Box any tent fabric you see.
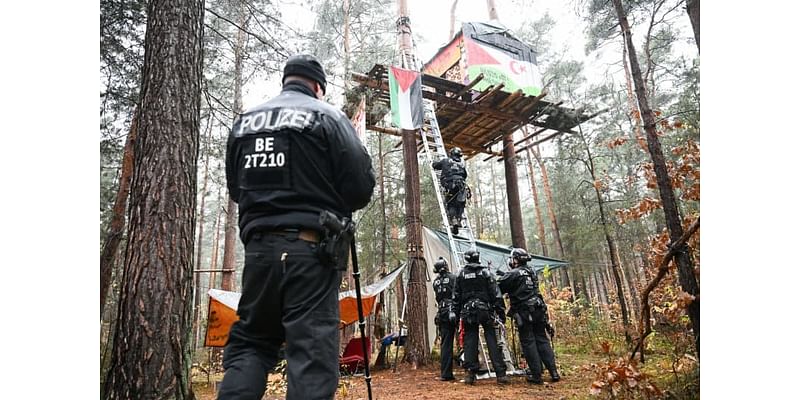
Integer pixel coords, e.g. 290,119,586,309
338,264,406,328
204,265,407,347
204,291,241,347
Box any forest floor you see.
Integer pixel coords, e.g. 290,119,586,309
191,341,697,400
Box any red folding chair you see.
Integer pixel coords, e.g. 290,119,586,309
340,336,372,374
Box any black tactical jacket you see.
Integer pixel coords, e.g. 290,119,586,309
432,156,467,184
497,265,541,311
433,271,457,307
226,82,375,242
453,262,504,318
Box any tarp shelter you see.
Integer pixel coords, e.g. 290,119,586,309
420,226,568,350
338,264,405,328
204,264,406,347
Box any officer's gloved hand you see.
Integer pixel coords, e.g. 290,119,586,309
546,322,555,338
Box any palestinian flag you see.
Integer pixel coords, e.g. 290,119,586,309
389,66,423,130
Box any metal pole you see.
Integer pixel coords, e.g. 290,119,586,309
350,239,373,400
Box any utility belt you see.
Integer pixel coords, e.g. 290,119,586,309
511,297,546,327
257,228,321,243
438,299,454,309
462,298,491,325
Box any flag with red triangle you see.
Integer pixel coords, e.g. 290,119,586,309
389,66,423,130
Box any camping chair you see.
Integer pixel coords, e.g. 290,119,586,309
340,336,371,375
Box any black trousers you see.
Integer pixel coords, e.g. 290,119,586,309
218,232,342,400
462,314,506,376
516,317,544,379
528,307,557,376
437,320,456,379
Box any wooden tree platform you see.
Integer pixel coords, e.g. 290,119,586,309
351,64,600,160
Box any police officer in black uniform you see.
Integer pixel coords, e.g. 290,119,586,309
497,248,560,384
432,257,457,381
432,147,468,234
219,54,375,400
453,250,510,385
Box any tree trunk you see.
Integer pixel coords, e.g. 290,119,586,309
343,0,351,91
612,0,700,357
577,124,631,339
449,0,460,40
379,136,387,269
396,0,430,366
532,147,573,299
489,157,503,239
524,142,547,256
103,0,203,397
402,129,430,366
503,134,526,248
192,126,212,350
471,163,484,238
221,4,246,293
686,0,699,52
100,109,138,318
486,0,499,20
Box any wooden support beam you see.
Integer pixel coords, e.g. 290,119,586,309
513,126,548,146
367,124,403,137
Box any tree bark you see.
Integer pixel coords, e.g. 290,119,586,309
379,136,387,269
449,0,460,40
486,0,499,20
397,0,430,366
524,139,547,256
584,140,631,341
402,129,430,366
503,134,526,248
100,108,138,318
686,0,699,52
489,156,503,240
532,147,573,299
192,126,212,350
104,0,203,397
222,3,246,292
613,0,700,357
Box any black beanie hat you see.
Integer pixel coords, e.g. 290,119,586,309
283,54,327,95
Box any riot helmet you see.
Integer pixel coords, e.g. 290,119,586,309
433,257,448,273
449,147,463,159
464,249,480,264
510,247,531,268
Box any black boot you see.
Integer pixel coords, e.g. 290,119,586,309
526,375,543,385
549,370,560,382
464,372,476,385
496,375,511,385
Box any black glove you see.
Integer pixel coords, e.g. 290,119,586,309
546,322,555,338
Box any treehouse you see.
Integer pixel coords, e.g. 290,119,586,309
351,21,600,160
